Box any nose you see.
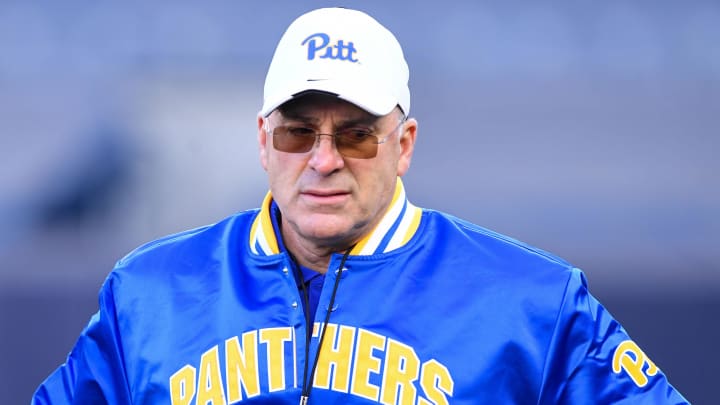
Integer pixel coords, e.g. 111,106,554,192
308,134,345,175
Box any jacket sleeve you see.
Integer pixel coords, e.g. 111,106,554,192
32,274,132,404
539,268,690,404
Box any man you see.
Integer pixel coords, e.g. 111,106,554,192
34,7,688,404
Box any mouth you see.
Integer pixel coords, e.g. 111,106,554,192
300,190,351,205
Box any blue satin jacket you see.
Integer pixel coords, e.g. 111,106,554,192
33,180,688,404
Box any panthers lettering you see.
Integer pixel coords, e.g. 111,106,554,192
169,366,196,405
259,328,292,392
380,339,420,405
197,346,226,405
350,328,385,401
225,332,261,401
168,325,453,404
313,324,355,392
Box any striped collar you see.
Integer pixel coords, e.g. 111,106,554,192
249,178,422,256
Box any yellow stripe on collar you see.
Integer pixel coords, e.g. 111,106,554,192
350,178,402,255
384,200,422,253
350,177,421,255
249,192,280,255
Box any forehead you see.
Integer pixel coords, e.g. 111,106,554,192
275,92,378,123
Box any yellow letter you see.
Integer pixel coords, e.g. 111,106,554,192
612,340,658,387
197,345,227,405
226,332,261,402
380,339,420,405
350,328,386,401
418,359,454,405
313,324,356,392
259,327,292,392
169,365,196,405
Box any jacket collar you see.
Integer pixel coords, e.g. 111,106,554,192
249,177,422,256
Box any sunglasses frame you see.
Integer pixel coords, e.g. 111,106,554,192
266,117,406,159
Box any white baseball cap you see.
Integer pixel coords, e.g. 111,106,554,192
260,8,410,117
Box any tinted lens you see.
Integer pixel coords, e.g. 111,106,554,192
335,130,378,159
271,126,380,159
272,127,316,153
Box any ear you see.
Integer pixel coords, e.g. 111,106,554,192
258,114,269,171
396,118,417,177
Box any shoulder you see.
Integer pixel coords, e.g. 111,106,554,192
407,209,580,312
111,209,259,280
420,208,572,270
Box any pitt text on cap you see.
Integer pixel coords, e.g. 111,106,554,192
302,33,359,63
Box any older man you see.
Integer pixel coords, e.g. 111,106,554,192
34,7,688,404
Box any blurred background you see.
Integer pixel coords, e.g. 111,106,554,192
1,0,718,403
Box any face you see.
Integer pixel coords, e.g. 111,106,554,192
258,93,417,251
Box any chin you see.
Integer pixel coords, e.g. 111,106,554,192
303,222,351,240
298,217,358,242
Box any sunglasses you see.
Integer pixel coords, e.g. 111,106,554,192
267,119,406,159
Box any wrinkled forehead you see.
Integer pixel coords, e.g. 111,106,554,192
274,91,379,124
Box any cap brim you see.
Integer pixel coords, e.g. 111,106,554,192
261,78,398,117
